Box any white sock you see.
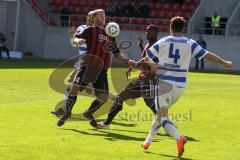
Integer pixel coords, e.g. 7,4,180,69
161,117,181,141
146,118,161,141
64,84,71,100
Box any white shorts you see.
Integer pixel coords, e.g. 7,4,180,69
154,80,184,109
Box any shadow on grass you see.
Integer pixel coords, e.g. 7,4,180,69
145,151,194,160
61,128,157,142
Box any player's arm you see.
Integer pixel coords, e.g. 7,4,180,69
191,40,232,69
114,51,137,67
72,38,85,46
137,44,160,74
136,34,144,52
72,27,89,46
204,52,232,69
69,26,78,47
111,37,137,67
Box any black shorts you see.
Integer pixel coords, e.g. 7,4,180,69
74,66,109,95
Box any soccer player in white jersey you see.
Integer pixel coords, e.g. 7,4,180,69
52,11,95,116
141,16,232,158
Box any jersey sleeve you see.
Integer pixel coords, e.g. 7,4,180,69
146,42,160,63
191,39,207,60
70,26,86,47
75,26,90,39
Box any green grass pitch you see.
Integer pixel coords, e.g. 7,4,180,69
0,60,240,160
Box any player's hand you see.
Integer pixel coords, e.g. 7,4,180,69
224,61,233,69
68,26,76,38
85,83,93,94
126,67,133,80
77,39,86,45
136,34,143,47
148,61,157,75
128,60,137,68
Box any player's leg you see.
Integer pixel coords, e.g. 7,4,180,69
0,46,2,58
4,46,10,59
57,67,88,126
142,85,186,157
97,79,143,128
195,58,199,69
83,72,109,127
51,69,78,116
201,58,204,70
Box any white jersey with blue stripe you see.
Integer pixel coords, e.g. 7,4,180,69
70,25,88,56
146,35,207,87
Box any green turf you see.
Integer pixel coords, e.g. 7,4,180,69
0,60,240,160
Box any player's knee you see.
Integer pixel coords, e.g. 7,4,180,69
160,117,173,127
97,97,108,104
69,83,79,96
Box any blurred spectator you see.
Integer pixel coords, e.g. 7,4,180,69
166,0,184,3
195,35,206,70
211,11,221,35
107,1,149,18
60,5,71,27
141,2,150,18
0,33,10,59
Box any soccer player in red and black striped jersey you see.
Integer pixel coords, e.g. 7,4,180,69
57,9,137,127
97,25,160,129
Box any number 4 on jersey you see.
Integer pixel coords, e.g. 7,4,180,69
169,43,180,64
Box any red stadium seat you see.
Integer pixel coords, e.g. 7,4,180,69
152,19,162,25
167,11,175,19
136,26,146,31
163,3,171,10
181,4,195,10
181,4,188,10
79,0,87,6
72,21,80,27
120,24,129,30
150,10,158,18
146,19,153,24
111,17,122,23
69,0,78,6
48,0,55,4
159,10,168,18
148,3,155,10
51,5,61,13
155,3,164,10
137,18,146,25
130,25,137,31
183,11,192,19
188,4,196,10
70,15,80,21
172,4,181,10
81,16,87,21
120,17,129,24
161,20,169,26
185,0,192,3
194,0,201,4
129,18,138,24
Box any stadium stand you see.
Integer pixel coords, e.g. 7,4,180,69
46,0,200,31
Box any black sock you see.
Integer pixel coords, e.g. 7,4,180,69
104,97,123,125
65,95,77,114
84,99,102,116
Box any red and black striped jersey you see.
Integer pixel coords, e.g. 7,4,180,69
75,26,120,72
139,43,153,78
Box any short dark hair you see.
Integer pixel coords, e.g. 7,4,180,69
170,16,185,33
147,24,159,33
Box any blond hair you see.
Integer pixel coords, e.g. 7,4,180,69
86,11,94,26
91,9,105,17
